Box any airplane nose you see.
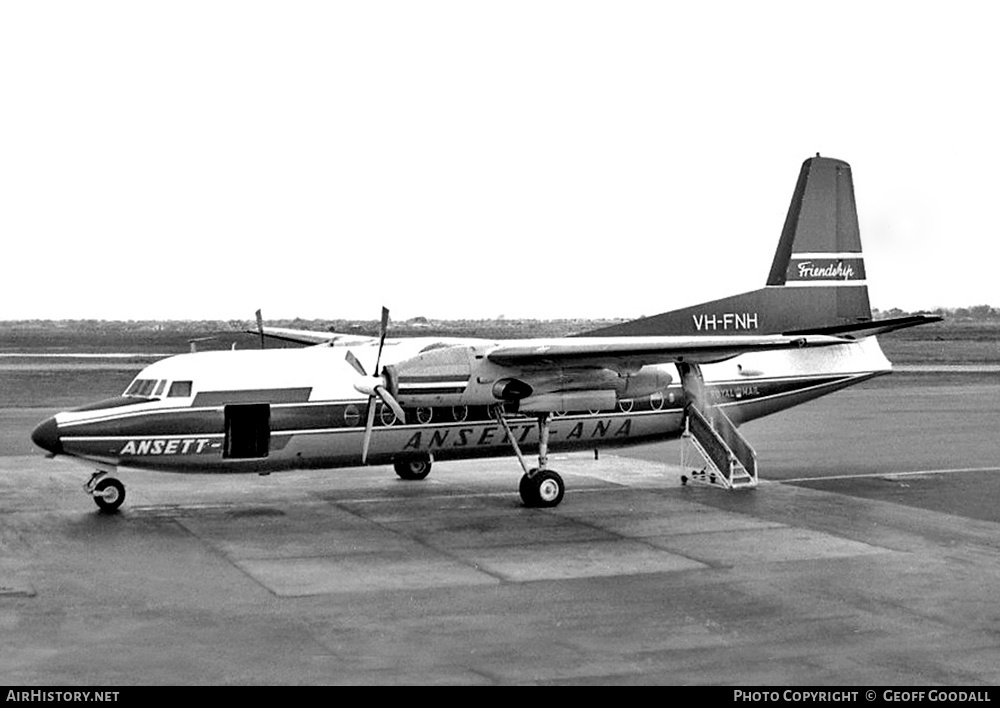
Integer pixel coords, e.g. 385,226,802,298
31,416,63,456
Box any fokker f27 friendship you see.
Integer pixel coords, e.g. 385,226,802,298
32,156,940,512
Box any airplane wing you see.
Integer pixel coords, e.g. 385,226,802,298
244,326,378,347
485,334,850,369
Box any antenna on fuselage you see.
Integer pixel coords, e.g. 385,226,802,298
188,337,216,353
255,309,265,350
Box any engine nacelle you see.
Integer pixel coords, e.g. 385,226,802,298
388,346,674,410
386,344,474,406
519,390,617,414
615,367,673,399
509,366,673,401
492,378,533,401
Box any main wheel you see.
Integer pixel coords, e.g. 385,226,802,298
93,477,125,513
518,469,565,508
394,458,431,480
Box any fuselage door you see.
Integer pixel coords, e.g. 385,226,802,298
224,403,270,459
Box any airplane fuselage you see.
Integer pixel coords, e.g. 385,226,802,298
38,335,892,474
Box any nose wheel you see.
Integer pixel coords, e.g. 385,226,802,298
85,472,126,513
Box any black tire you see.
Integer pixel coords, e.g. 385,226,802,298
393,458,431,480
93,477,125,513
519,469,564,508
519,472,538,506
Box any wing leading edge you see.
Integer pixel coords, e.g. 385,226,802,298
244,326,378,347
485,334,850,369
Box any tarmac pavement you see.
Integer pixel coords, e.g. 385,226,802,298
3,449,1000,685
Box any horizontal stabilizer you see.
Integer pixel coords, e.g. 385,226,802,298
784,314,943,339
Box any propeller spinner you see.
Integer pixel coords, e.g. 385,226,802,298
346,307,406,464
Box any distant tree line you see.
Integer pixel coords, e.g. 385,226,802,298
874,306,1000,321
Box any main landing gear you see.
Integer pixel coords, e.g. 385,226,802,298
85,471,126,513
496,410,566,508
518,468,565,507
394,457,432,480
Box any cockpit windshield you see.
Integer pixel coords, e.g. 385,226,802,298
124,378,194,399
124,378,158,398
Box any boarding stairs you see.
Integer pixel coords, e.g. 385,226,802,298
681,403,758,489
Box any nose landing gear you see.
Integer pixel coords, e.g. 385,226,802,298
85,471,126,513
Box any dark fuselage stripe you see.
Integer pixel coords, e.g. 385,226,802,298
192,388,313,406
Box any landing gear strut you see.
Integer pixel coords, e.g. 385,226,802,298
496,410,566,508
85,471,126,513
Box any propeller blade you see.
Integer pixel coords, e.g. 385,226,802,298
375,385,406,424
360,394,377,464
345,350,367,377
380,306,390,336
359,306,396,465
255,309,265,350
374,306,389,372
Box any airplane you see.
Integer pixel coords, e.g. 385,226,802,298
31,155,941,512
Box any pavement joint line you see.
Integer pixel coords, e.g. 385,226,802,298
323,495,517,584
781,466,1000,484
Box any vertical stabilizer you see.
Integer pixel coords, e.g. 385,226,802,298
582,155,874,337
767,156,867,290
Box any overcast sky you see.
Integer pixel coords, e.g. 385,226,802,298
3,1,998,322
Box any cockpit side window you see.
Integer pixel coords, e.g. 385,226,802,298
167,381,193,398
153,380,167,397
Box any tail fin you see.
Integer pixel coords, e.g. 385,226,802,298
766,156,866,290
584,156,875,337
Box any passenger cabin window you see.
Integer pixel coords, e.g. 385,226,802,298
168,381,193,398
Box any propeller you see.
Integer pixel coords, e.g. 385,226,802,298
346,307,406,463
